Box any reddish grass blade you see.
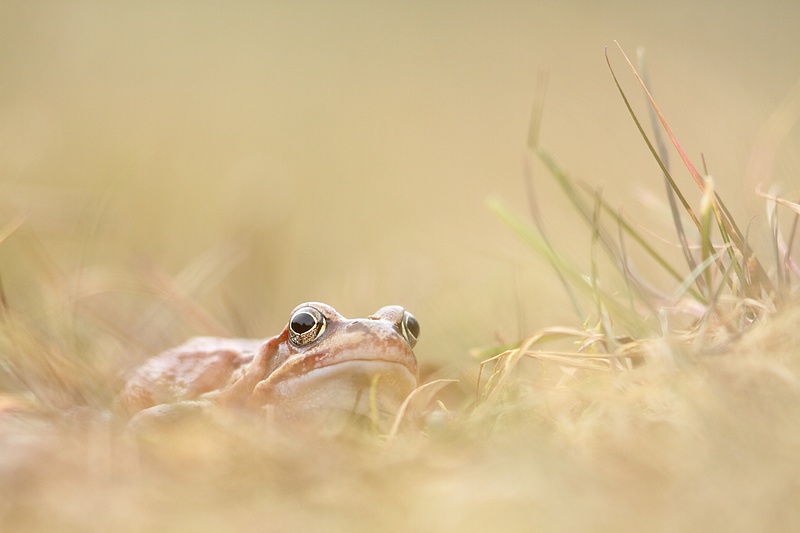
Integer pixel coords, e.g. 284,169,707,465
610,42,775,300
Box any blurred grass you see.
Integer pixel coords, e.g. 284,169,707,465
2,0,799,360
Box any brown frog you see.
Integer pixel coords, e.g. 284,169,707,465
120,302,420,430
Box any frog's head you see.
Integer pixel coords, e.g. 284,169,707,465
247,302,420,427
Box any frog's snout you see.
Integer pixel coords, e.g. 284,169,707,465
352,308,419,349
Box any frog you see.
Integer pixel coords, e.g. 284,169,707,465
120,302,420,431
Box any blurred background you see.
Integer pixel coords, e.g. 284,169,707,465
0,0,798,374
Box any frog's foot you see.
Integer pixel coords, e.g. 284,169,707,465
124,400,211,437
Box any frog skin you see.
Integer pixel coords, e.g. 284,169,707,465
120,303,420,429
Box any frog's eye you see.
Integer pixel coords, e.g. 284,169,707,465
400,311,420,348
289,306,326,346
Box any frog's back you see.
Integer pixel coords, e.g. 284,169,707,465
119,337,263,416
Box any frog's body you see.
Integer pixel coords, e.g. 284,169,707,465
120,303,420,429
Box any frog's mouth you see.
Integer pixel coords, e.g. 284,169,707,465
255,358,418,423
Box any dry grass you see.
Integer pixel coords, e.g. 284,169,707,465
3,308,800,532
3,47,800,532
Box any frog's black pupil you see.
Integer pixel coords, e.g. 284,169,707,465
291,312,316,334
405,314,420,339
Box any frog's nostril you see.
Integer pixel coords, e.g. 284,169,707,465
346,320,372,333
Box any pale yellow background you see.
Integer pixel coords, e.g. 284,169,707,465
1,1,798,366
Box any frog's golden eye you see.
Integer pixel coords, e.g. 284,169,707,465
400,311,420,348
289,306,326,346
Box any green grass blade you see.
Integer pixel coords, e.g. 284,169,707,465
487,196,648,337
522,156,584,320
670,246,729,304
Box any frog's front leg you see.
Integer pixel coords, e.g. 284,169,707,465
125,400,212,436
213,330,287,408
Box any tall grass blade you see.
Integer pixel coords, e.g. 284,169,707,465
604,49,701,231
522,156,584,320
604,47,712,299
527,71,549,151
636,48,701,287
612,42,775,299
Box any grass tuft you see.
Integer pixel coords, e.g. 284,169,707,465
482,44,800,405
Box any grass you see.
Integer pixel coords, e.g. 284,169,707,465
2,45,800,532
